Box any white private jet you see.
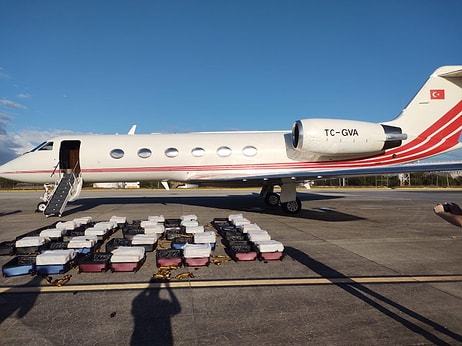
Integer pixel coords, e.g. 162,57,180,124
1,65,462,216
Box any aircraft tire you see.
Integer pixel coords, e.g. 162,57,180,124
281,198,302,214
36,202,47,213
265,192,280,206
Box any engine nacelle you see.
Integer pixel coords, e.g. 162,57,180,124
291,118,406,159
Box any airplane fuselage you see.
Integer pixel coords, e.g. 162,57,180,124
1,131,298,184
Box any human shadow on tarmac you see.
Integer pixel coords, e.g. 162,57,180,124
285,246,462,345
131,280,181,345
64,192,363,222
0,275,43,324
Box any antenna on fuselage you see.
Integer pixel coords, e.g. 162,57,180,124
128,125,137,135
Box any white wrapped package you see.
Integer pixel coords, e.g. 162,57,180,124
40,228,65,239
181,220,199,227
67,235,97,249
73,216,93,225
254,240,284,253
110,246,145,263
94,221,117,231
141,220,158,229
36,249,77,265
110,215,126,224
183,243,211,258
228,214,244,221
233,218,251,227
85,227,108,237
184,225,204,234
194,231,216,244
16,236,48,248
131,234,158,245
56,221,76,230
247,230,271,242
181,214,197,221
148,215,165,223
143,223,165,235
241,223,262,233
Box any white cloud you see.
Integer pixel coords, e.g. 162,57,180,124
0,128,78,164
0,99,26,110
0,112,13,135
16,93,30,99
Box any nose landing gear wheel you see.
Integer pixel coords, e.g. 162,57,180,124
36,202,47,212
281,198,302,214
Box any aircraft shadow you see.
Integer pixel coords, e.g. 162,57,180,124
285,246,462,344
131,280,181,346
64,192,364,222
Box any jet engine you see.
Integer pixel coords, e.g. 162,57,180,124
291,118,407,160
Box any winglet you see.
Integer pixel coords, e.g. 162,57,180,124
128,125,137,135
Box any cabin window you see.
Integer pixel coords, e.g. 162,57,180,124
137,148,152,159
217,146,232,157
165,147,179,158
191,147,205,157
110,149,125,159
242,145,257,157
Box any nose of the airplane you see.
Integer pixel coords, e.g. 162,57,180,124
0,159,15,180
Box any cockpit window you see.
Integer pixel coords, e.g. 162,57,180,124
30,142,47,152
39,142,54,151
31,141,53,152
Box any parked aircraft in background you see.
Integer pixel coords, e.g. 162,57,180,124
1,66,462,216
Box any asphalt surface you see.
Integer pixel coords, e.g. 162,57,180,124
1,188,462,345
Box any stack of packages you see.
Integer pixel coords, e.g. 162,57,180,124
78,216,126,273
79,216,127,273
155,214,216,267
214,214,257,261
84,219,119,242
245,229,284,261
2,235,48,276
2,216,97,277
119,216,164,252
35,249,77,275
213,214,284,261
182,215,215,267
109,246,146,272
155,216,183,267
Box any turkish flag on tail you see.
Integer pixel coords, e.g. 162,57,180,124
430,89,445,99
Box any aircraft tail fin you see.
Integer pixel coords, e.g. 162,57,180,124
386,66,462,158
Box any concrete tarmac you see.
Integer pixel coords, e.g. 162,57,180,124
1,188,462,345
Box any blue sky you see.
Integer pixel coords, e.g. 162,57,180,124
1,0,461,163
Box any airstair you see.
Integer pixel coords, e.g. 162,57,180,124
43,171,80,217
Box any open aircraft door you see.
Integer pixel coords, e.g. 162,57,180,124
59,140,81,174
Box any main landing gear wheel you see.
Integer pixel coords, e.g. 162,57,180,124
265,193,280,207
281,198,302,214
36,202,47,213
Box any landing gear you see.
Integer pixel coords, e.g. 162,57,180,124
35,183,54,213
36,202,47,213
264,192,280,207
261,184,302,214
281,198,302,214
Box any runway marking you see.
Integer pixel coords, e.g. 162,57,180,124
1,275,462,294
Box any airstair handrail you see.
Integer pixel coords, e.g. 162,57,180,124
71,160,80,176
51,161,60,177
